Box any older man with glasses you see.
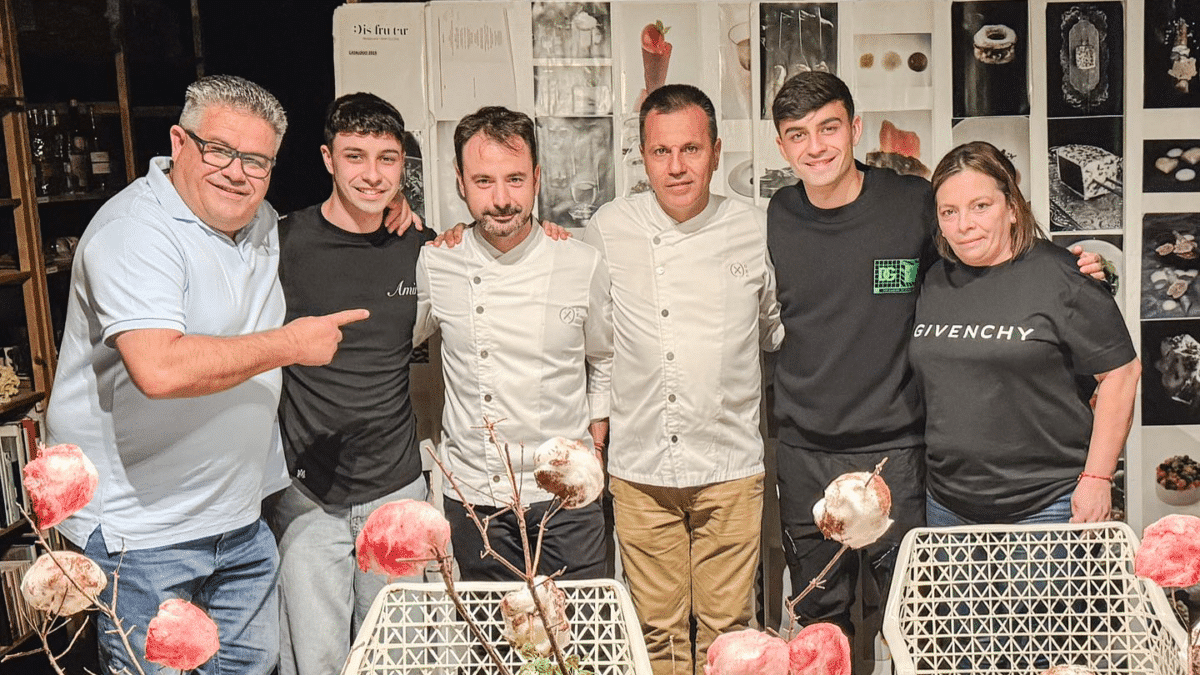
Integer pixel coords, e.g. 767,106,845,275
45,75,366,675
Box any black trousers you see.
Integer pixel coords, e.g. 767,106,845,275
444,496,607,581
776,443,926,638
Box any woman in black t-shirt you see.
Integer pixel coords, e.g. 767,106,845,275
909,141,1140,526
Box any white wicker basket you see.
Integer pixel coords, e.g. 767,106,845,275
343,578,652,675
883,522,1190,675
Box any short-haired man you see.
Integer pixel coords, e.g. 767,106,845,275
583,84,783,675
268,92,433,675
767,71,931,664
767,71,1103,667
414,106,612,580
46,75,366,674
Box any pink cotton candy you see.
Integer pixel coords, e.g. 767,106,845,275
788,623,851,675
145,599,219,670
356,499,451,578
1135,513,1200,588
22,443,98,530
705,629,789,675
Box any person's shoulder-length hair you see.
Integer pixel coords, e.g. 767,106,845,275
930,141,1044,264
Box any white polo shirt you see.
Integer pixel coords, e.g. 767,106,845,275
414,225,612,506
47,157,289,553
582,191,783,488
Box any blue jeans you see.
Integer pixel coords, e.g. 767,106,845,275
924,493,1076,671
84,519,279,675
267,476,428,675
926,492,1073,527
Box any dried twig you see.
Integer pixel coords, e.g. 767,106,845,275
14,504,147,675
437,558,514,675
786,458,888,640
427,443,526,580
427,418,577,675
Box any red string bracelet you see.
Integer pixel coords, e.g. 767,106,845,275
1077,472,1113,483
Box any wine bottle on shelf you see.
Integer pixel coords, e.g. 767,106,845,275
67,100,91,194
26,108,52,196
87,106,110,193
47,108,70,195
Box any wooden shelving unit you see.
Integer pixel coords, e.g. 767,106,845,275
0,0,54,400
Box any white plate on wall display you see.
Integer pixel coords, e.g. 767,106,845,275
1070,239,1124,281
728,158,755,198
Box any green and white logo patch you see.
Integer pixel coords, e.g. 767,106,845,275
873,258,919,294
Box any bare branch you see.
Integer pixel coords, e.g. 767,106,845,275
15,506,147,675
786,458,890,639
437,560,514,675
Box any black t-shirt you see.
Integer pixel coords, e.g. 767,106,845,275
910,239,1136,522
767,163,938,453
277,204,434,506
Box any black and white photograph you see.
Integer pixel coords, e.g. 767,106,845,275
619,116,649,198
754,119,797,199
951,1,1029,118
1144,0,1200,109
720,3,753,120
1144,139,1200,193
724,151,755,201
536,117,615,228
852,33,932,112
435,120,472,232
1142,317,1200,426
402,130,426,226
952,116,1030,198
1046,2,1124,118
14,3,1200,674
615,3,700,114
860,110,933,180
1047,116,1123,231
534,66,613,117
532,1,611,60
1143,213,1200,320
1051,233,1125,313
759,3,837,120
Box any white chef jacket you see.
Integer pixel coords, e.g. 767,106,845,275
414,225,613,505
582,192,782,488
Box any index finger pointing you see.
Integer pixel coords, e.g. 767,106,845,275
330,308,370,326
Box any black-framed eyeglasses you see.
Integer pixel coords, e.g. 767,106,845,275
183,129,276,179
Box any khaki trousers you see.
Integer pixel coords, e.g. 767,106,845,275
611,473,764,675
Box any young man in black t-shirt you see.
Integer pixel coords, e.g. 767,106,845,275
267,93,434,675
766,73,933,663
